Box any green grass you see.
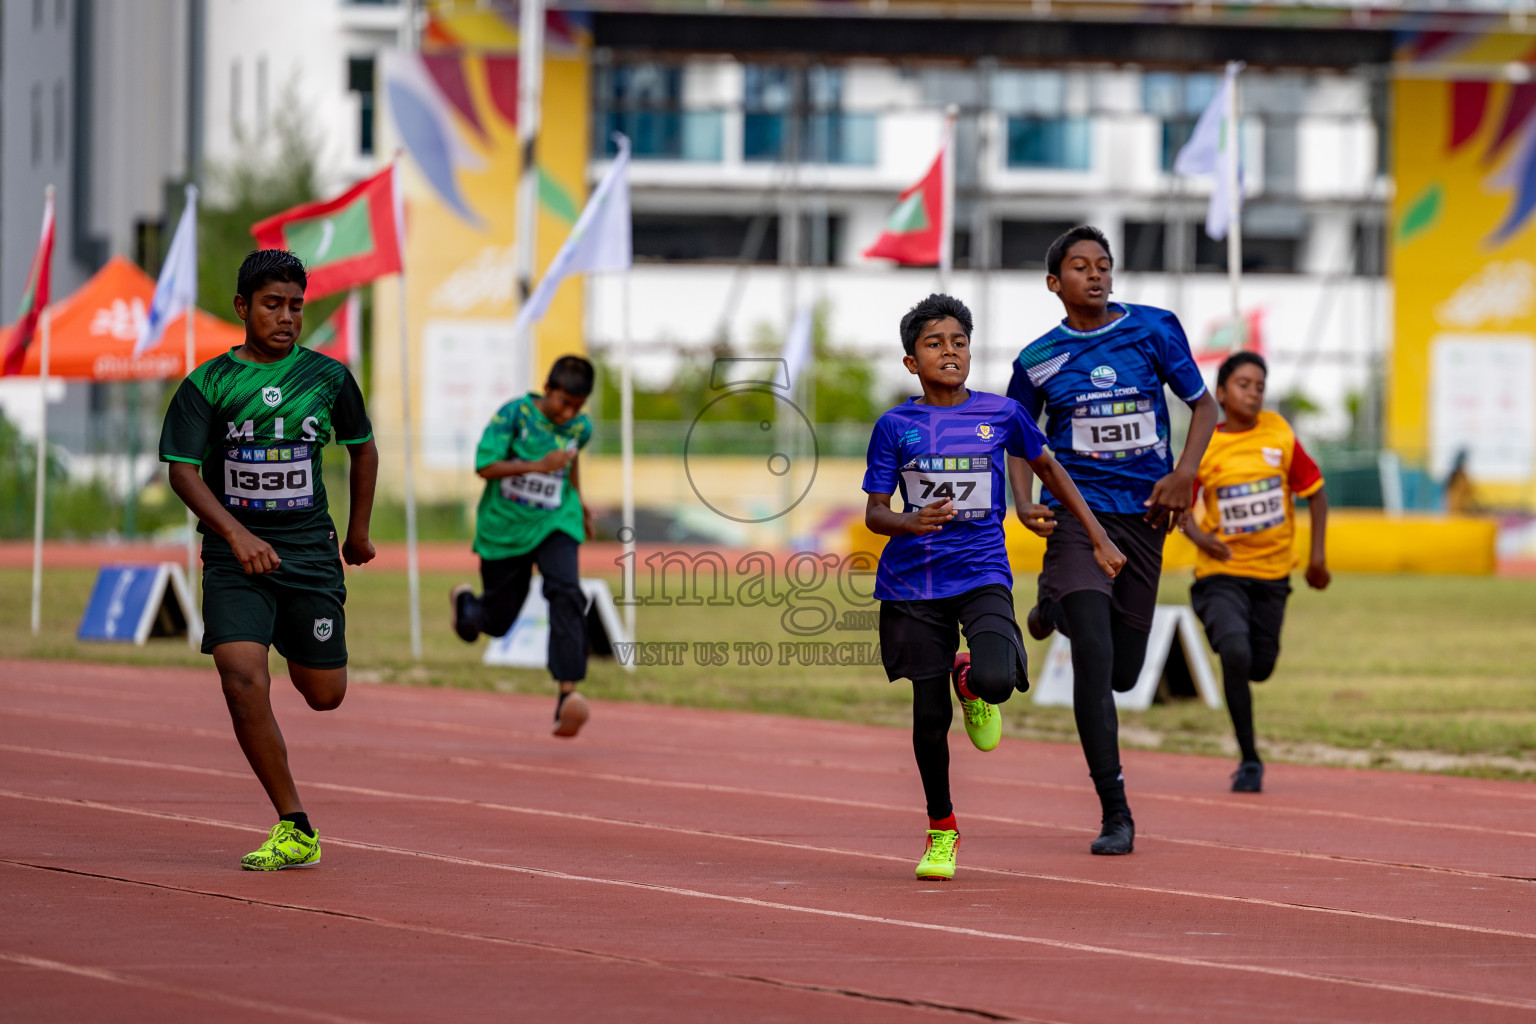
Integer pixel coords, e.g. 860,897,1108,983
7,568,1534,778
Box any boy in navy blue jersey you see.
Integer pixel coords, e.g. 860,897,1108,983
1007,226,1218,855
865,293,1124,881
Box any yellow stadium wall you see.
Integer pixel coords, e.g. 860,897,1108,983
845,511,1498,577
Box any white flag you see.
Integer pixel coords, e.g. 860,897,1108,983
135,185,198,357
1174,63,1243,241
782,305,814,394
512,134,632,342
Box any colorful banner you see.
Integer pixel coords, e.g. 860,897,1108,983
373,3,591,494
1392,37,1536,509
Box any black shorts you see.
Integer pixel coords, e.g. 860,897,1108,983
1038,510,1165,633
879,583,1026,683
1190,573,1291,656
201,555,348,668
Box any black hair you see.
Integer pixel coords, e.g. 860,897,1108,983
546,354,595,398
237,250,308,302
899,294,973,356
1045,225,1113,278
1217,350,1267,390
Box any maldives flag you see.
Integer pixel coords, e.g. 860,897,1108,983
251,165,403,300
306,291,361,371
863,151,944,266
2,190,56,377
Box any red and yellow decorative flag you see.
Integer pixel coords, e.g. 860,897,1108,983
250,165,403,301
2,190,56,377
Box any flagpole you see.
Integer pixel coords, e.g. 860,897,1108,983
1225,62,1243,326
512,0,546,385
184,184,200,647
30,306,50,637
939,105,957,295
620,270,636,642
396,180,423,660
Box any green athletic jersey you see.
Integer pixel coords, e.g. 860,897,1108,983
473,393,593,560
159,345,372,558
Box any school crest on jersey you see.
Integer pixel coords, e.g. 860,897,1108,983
1262,446,1283,467
262,386,282,407
975,422,994,441
1089,365,1117,390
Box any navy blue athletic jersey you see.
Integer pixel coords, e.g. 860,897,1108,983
863,390,1046,601
1006,303,1206,516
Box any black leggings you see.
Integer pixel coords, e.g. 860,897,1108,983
911,632,1022,822
461,531,588,682
1048,590,1149,813
1215,633,1277,764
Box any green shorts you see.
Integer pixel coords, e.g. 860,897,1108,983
201,555,348,668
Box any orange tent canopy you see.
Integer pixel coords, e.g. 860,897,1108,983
0,256,246,380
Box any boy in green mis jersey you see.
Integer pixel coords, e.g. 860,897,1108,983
160,250,379,870
451,356,596,737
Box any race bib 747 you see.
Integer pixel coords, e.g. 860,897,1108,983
900,455,994,521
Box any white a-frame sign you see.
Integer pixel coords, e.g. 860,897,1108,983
1032,604,1221,711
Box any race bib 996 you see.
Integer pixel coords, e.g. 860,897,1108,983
500,470,565,510
900,456,993,521
224,444,315,510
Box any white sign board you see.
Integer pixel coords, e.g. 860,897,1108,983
1429,334,1536,482
1032,604,1221,712
484,578,634,672
421,319,528,470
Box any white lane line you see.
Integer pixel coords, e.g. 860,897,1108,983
5,790,1533,1016
6,694,1533,838
4,747,1536,944
0,950,379,1024
2,735,1531,891
0,862,1036,1023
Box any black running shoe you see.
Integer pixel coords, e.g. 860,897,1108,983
1090,812,1135,855
450,584,479,643
1231,760,1264,793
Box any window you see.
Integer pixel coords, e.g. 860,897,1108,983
999,220,1079,270
1353,219,1387,277
31,85,42,166
1143,72,1219,172
56,0,65,25
1122,220,1166,272
996,70,1091,171
347,56,375,156
633,213,780,263
53,81,64,163
594,62,721,161
230,60,242,139
742,65,874,165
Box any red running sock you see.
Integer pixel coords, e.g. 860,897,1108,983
955,662,978,702
928,813,957,832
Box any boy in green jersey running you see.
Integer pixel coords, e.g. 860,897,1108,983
159,250,379,870
451,356,595,737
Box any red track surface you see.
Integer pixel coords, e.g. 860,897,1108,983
3,659,1534,1023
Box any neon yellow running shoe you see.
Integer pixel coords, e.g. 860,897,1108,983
240,821,321,871
915,829,959,880
953,654,1001,752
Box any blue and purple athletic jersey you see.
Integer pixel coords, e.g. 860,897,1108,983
863,390,1046,601
1006,302,1206,516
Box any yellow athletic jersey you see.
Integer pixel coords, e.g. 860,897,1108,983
1192,410,1324,581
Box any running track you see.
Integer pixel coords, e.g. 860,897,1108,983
3,660,1534,1023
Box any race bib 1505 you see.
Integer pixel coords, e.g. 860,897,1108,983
1070,400,1157,460
900,455,994,521
1216,475,1286,535
500,470,565,510
224,444,315,510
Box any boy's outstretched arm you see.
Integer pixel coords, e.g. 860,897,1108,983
1145,390,1219,531
167,462,280,575
343,438,379,566
1028,451,1126,578
865,492,953,537
478,448,575,480
1007,454,1057,537
1304,486,1330,590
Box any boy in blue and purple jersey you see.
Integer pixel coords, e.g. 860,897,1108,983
865,293,1124,881
1007,226,1218,856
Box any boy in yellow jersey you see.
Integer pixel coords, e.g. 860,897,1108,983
1179,352,1329,793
